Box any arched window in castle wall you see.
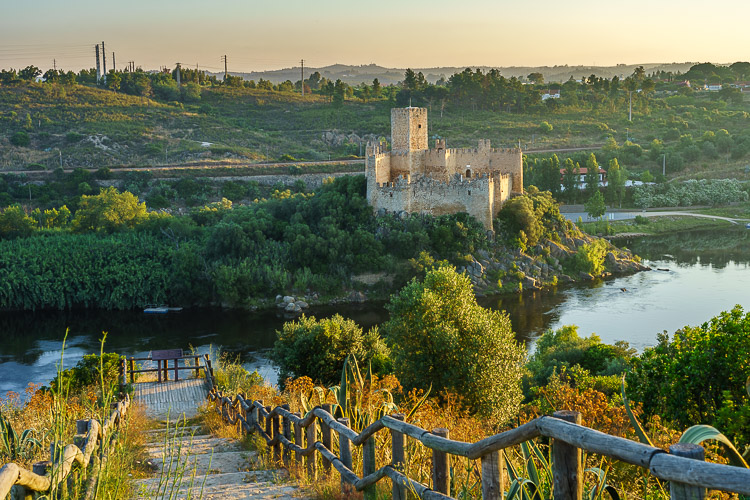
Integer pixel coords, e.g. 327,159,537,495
465,166,472,178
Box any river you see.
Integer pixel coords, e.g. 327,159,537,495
1,227,749,395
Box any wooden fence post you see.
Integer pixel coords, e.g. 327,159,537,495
432,428,450,495
669,443,706,500
264,406,273,462
293,412,303,465
552,410,583,500
481,450,504,500
320,404,332,474
282,404,291,468
129,358,135,383
390,413,407,500
363,433,376,500
194,356,200,378
174,357,179,381
306,417,317,480
337,417,352,495
272,410,281,464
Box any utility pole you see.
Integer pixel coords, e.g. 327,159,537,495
221,55,228,80
300,59,304,97
101,42,107,75
662,153,666,176
112,52,116,72
175,63,181,86
628,90,632,122
53,59,56,71
95,44,101,82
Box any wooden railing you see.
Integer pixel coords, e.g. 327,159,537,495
205,384,750,500
0,396,131,499
120,350,204,384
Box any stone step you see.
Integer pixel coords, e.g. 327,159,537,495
144,436,242,456
148,449,254,476
134,470,291,499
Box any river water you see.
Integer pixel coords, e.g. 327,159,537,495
1,228,749,395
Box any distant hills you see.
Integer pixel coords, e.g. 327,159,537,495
210,62,699,85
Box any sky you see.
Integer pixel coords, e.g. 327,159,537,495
2,0,750,73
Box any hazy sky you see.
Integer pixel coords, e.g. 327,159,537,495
2,0,749,73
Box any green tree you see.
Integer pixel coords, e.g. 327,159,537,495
71,187,149,233
562,158,579,202
271,314,391,385
627,306,750,445
584,153,600,198
384,266,525,421
18,65,41,81
0,205,37,238
372,78,381,97
606,158,626,207
527,72,544,84
584,191,606,219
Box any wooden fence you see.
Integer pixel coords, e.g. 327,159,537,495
0,396,131,499
121,350,204,384
202,364,750,500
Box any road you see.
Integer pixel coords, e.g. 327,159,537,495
562,210,750,225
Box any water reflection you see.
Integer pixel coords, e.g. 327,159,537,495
1,228,749,395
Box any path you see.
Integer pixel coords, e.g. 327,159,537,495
561,209,750,225
133,379,208,420
134,424,304,499
132,380,307,498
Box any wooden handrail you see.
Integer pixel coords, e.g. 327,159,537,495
120,353,203,384
205,387,750,500
0,396,131,499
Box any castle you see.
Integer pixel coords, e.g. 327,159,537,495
365,107,523,230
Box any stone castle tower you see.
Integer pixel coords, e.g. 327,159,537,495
365,107,523,230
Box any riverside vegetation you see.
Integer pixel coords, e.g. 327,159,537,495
197,265,750,499
0,175,644,311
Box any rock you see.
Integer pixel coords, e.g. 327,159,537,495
523,276,541,290
276,302,287,309
285,302,301,313
283,295,295,304
275,295,283,303
477,249,491,260
560,274,574,283
579,272,594,280
295,301,309,309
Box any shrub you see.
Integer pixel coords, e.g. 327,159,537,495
49,352,124,397
573,239,608,275
627,306,750,445
384,266,525,421
10,131,30,147
271,314,391,386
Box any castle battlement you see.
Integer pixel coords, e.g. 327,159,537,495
366,107,523,230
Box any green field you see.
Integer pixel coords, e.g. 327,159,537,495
2,73,750,184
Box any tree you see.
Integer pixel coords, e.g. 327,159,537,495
18,66,41,81
584,191,606,220
371,78,381,97
0,205,37,238
527,72,544,84
271,314,391,385
627,306,750,446
562,158,579,202
384,266,525,421
584,153,600,198
606,158,626,207
71,187,149,233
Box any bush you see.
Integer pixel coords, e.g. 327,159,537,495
573,239,608,275
271,314,391,386
9,131,30,147
49,352,124,397
384,266,525,421
627,306,750,445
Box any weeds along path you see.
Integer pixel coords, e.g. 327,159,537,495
133,419,306,499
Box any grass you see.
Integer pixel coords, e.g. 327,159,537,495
3,80,750,184
583,214,737,237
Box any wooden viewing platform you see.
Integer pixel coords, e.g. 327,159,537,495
123,350,211,420
133,378,208,419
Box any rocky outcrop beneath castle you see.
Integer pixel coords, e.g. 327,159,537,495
458,232,650,295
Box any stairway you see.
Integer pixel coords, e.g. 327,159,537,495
134,423,306,499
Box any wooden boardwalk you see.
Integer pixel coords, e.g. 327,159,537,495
133,378,208,420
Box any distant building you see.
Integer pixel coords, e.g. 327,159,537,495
705,84,723,91
541,89,561,101
366,107,523,230
559,167,607,190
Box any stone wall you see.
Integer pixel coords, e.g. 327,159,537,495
391,107,427,153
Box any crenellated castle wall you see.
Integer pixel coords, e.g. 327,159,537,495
365,107,523,231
